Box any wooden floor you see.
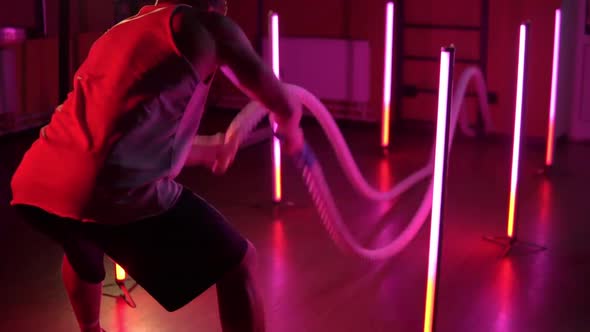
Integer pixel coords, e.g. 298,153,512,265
1,113,589,332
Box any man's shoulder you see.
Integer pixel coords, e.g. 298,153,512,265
170,7,238,40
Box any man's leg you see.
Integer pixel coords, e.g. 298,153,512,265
14,205,105,332
62,255,104,332
216,241,265,332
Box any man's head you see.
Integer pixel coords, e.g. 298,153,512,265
208,0,228,15
157,0,228,15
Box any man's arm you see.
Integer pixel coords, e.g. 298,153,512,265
171,8,296,118
205,13,300,121
174,9,302,156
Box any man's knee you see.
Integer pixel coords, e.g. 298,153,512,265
63,245,106,284
241,240,257,268
223,240,257,282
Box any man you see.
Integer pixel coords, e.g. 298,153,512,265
10,0,303,331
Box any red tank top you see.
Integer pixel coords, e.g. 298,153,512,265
10,4,198,220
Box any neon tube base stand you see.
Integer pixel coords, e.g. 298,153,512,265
103,277,138,308
250,199,296,212
484,22,546,259
537,165,554,176
249,201,298,224
537,156,571,177
483,235,546,258
536,161,568,177
537,164,554,177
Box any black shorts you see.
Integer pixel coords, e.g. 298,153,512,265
15,188,248,312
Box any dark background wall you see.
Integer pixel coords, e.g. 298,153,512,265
0,0,564,138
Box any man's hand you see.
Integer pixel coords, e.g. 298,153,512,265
186,133,239,174
271,100,304,155
212,134,239,174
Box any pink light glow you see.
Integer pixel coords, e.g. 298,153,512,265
494,260,515,332
272,219,286,276
540,180,552,222
115,295,129,332
545,9,561,167
507,24,528,239
378,158,393,191
424,48,452,332
270,12,282,202
537,180,552,244
381,2,395,147
377,158,394,217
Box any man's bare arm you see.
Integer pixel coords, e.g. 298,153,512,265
205,13,299,120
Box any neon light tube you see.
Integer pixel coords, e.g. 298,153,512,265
381,2,395,147
507,23,528,238
545,10,561,167
270,12,282,202
424,47,454,332
115,264,126,281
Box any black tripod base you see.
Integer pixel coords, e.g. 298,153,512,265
251,200,296,209
103,279,138,308
537,164,554,177
483,235,547,258
249,200,298,218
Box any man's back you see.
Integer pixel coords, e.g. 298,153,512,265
11,3,208,222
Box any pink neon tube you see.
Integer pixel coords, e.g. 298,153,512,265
423,48,452,332
270,12,282,202
381,2,395,147
545,9,561,167
507,24,528,238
